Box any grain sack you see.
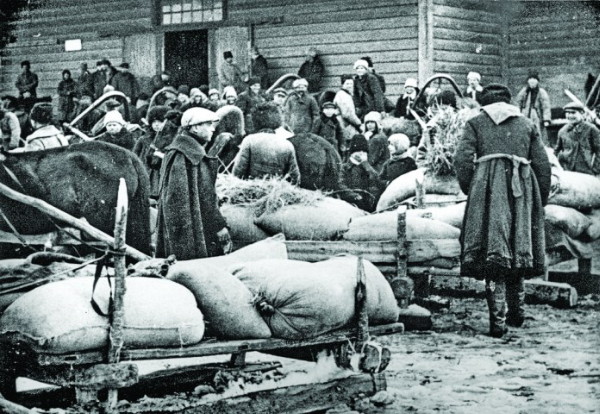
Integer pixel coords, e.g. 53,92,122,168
545,205,592,238
376,168,464,211
233,257,399,339
0,277,205,354
220,203,269,245
584,209,600,240
168,235,288,275
413,202,466,228
168,263,271,339
343,211,460,241
254,197,366,240
549,171,600,209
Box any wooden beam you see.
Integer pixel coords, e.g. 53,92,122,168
418,0,434,84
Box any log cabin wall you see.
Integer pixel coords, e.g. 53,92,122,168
505,1,600,108
431,0,505,93
0,0,156,102
230,0,420,99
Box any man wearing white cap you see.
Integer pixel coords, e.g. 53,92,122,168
283,78,320,134
353,59,385,119
155,107,232,260
393,77,419,119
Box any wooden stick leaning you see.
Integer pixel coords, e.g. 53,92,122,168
105,178,129,413
0,181,150,262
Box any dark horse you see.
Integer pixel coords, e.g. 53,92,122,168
0,141,152,255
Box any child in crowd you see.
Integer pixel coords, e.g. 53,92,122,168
340,134,381,212
95,110,135,151
362,111,390,173
379,133,417,186
312,101,344,155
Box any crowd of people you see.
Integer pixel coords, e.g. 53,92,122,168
1,47,600,338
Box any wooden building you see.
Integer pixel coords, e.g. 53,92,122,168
0,0,598,108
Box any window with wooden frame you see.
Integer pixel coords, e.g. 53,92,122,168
160,0,224,25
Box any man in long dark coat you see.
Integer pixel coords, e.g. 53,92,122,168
454,84,551,338
156,107,232,260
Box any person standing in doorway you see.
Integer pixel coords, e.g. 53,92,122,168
218,51,244,93
250,46,269,90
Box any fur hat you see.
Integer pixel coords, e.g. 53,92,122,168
181,107,218,127
527,69,540,81
252,102,283,131
404,78,418,89
21,60,31,68
321,101,336,109
30,103,53,124
223,51,233,59
207,88,220,97
480,84,512,106
292,78,309,88
388,133,410,154
103,110,126,126
361,56,374,68
354,59,369,70
62,69,71,77
349,134,369,154
467,71,481,82
147,105,169,125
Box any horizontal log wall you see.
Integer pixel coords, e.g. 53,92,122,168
0,0,153,100
229,0,419,99
432,0,504,93
506,1,600,108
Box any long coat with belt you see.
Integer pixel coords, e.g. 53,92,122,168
454,102,551,278
155,131,227,260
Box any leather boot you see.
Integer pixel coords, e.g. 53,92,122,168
506,275,525,327
486,277,508,338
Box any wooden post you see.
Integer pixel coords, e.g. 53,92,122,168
355,257,368,351
0,181,149,262
392,206,413,309
415,175,425,209
106,179,128,413
417,0,434,85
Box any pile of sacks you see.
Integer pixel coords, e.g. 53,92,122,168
0,238,400,354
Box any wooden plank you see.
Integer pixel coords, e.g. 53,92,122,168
434,50,502,66
27,323,405,367
19,363,138,390
435,39,501,55
432,3,501,23
286,240,397,263
434,15,502,35
433,27,501,44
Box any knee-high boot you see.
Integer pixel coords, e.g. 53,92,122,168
506,274,525,327
485,277,507,338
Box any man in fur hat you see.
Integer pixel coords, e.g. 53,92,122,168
353,59,385,119
233,101,300,184
19,103,68,152
297,47,324,93
218,51,244,93
156,107,232,259
454,83,551,338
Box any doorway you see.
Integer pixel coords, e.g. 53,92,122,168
164,30,209,89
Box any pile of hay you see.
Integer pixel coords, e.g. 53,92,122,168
420,107,476,176
216,174,326,216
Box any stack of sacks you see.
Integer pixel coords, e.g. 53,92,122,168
545,148,600,242
0,277,206,353
231,256,399,339
165,237,288,339
376,168,464,212
217,175,366,244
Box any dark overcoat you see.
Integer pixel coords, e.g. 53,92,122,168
155,132,227,260
454,103,551,278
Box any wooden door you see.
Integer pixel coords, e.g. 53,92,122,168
212,26,250,90
164,30,209,89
